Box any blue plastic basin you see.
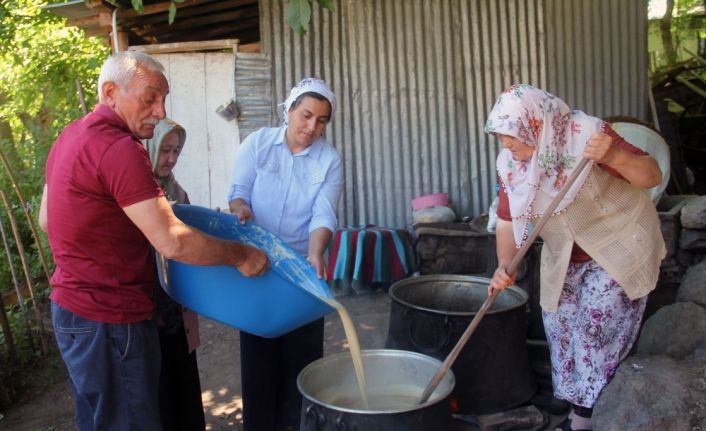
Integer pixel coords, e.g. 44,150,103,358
160,204,335,338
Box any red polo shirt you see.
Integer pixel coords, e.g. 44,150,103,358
46,104,164,323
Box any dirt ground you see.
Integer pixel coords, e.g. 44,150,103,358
0,292,392,431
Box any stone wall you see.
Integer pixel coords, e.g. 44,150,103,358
657,195,705,282
413,195,706,427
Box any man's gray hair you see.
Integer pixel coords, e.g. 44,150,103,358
97,51,165,102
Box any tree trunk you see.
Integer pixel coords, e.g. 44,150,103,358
660,0,677,66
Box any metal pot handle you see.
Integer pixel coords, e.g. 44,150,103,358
304,404,327,430
406,310,453,354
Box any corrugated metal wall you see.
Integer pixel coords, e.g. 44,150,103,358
259,0,646,229
544,0,647,119
234,52,274,141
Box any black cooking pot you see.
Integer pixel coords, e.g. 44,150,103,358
386,274,536,415
298,349,455,431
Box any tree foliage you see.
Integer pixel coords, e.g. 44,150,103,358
0,0,109,291
652,0,706,68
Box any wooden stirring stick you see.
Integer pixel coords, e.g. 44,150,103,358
417,157,591,405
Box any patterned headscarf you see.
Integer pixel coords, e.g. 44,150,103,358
280,77,336,125
142,118,186,201
485,84,603,247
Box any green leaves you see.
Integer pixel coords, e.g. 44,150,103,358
317,0,335,10
0,0,108,202
169,0,185,25
286,0,334,35
131,0,144,13
287,0,311,35
168,2,177,24
126,0,185,25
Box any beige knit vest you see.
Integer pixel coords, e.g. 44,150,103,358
535,167,666,312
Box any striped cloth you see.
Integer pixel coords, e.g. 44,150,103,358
327,226,416,284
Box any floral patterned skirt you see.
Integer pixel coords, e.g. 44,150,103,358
542,260,647,408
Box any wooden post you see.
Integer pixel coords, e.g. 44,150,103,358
0,190,48,354
0,147,52,283
0,208,36,353
75,78,88,115
0,291,17,364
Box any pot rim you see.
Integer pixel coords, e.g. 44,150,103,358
388,274,528,316
297,348,455,415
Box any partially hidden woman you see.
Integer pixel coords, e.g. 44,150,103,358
144,118,206,430
485,84,665,431
227,77,344,431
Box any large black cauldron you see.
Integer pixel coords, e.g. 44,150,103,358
386,274,536,414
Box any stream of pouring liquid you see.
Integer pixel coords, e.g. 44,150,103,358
320,297,370,408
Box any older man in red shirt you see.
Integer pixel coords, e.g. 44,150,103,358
39,50,268,430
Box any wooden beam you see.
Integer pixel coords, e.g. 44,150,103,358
128,38,240,54
67,15,100,28
111,30,130,53
122,0,257,27
84,26,113,37
129,7,257,36
120,0,214,18
159,18,257,43
86,0,113,14
238,42,261,53
66,11,112,28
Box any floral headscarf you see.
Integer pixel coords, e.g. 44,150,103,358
484,84,603,247
142,118,187,202
280,77,336,125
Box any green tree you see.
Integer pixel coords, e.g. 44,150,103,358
0,1,106,405
0,0,109,290
654,0,706,66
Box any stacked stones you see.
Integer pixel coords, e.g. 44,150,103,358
658,195,706,283
593,195,706,430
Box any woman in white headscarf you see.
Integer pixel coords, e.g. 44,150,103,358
485,84,665,431
144,118,205,430
228,77,343,431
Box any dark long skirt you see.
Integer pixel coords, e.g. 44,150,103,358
240,318,325,431
158,325,206,430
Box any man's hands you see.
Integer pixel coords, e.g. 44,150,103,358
232,242,269,277
123,197,269,276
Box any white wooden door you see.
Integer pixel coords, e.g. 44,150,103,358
156,52,239,210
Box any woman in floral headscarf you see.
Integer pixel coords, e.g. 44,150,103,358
143,118,205,430
485,84,665,431
227,77,343,431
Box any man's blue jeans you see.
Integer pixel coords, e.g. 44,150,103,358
51,301,161,430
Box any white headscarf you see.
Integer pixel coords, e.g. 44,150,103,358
280,77,336,125
485,84,604,247
143,118,187,202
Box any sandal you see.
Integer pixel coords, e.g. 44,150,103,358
555,416,591,431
